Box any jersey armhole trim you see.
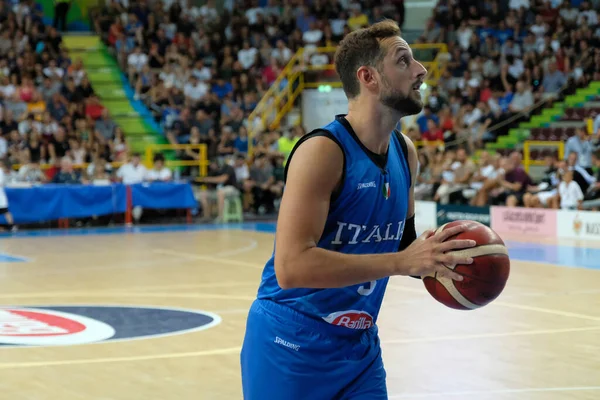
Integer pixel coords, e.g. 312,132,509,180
393,129,412,189
283,129,346,203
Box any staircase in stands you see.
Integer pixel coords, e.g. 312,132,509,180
248,43,449,153
486,81,600,152
63,35,166,154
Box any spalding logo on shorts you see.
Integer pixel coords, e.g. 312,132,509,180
323,310,374,329
0,305,221,347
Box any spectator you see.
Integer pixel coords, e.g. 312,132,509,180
196,159,239,222
433,147,475,204
523,154,560,209
554,169,584,210
86,153,113,183
508,81,534,114
52,157,83,184
16,152,46,184
541,62,567,98
490,152,535,207
244,153,276,214
564,128,597,174
116,153,147,185
566,152,595,194
146,153,173,182
95,109,117,141
581,151,600,209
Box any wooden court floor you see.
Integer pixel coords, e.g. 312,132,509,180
1,225,600,400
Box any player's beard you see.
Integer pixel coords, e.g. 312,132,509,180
379,73,423,116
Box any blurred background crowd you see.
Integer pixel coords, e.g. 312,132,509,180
1,0,599,223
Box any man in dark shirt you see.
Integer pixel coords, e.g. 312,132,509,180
491,151,535,207
52,157,82,184
196,160,240,222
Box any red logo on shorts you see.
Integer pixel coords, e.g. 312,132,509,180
322,310,374,329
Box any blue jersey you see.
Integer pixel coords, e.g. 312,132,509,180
257,115,411,330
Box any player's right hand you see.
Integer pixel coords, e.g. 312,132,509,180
400,224,477,281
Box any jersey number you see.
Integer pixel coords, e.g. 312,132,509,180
357,280,376,296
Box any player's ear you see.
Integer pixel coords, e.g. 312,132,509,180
356,65,378,91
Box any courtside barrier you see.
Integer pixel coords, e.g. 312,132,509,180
2,182,197,226
557,210,600,240
490,206,557,237
436,204,491,227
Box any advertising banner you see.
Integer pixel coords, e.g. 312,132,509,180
436,205,491,227
490,206,557,237
301,88,348,132
557,210,600,240
414,200,437,231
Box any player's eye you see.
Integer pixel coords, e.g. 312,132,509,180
398,56,408,66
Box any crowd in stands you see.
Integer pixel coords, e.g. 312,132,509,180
415,10,600,211
0,0,163,190
95,0,406,219
414,135,600,210
406,0,600,152
409,0,600,210
91,0,599,215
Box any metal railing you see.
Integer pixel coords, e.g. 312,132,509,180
12,144,209,178
523,140,565,172
248,43,449,155
144,144,209,177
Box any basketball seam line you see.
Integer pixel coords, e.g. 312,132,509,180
448,244,508,264
437,276,479,309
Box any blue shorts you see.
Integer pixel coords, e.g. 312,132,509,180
240,299,387,400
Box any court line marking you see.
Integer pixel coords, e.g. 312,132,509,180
0,292,255,301
389,386,600,398
501,288,600,298
381,326,600,345
0,281,258,300
153,249,264,269
2,234,260,277
211,308,249,315
387,284,600,322
0,346,242,369
213,239,259,257
2,258,169,277
493,301,600,322
126,281,258,292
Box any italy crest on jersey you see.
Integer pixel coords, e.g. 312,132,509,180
382,182,390,200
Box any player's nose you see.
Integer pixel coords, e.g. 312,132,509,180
413,60,427,81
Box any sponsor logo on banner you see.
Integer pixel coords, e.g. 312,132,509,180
0,305,221,347
490,206,557,237
557,210,600,239
436,205,490,226
323,310,374,329
414,201,437,231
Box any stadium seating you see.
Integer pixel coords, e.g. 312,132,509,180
0,7,122,183
92,0,599,212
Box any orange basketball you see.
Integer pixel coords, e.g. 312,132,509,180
423,220,510,310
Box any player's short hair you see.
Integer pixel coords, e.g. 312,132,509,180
334,19,402,99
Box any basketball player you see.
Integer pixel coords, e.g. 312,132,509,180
240,20,476,399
